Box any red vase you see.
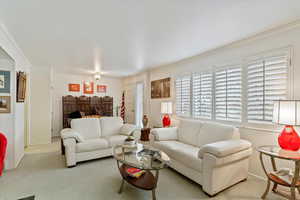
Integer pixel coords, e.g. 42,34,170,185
278,125,300,151
162,114,171,127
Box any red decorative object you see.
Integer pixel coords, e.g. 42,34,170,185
97,85,107,93
162,114,171,127
0,133,7,176
278,125,300,151
68,84,80,92
83,81,94,94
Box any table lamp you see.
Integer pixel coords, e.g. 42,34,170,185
161,102,172,127
273,100,300,151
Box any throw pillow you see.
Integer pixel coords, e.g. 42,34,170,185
120,124,137,136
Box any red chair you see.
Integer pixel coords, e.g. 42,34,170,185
0,133,7,176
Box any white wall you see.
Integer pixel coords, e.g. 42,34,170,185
0,22,31,169
123,22,300,178
29,66,51,145
52,71,123,136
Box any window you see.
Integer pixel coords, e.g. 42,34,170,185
247,54,289,122
175,75,191,117
192,72,213,119
215,67,242,122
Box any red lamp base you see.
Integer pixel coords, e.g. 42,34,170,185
278,125,300,151
162,114,171,127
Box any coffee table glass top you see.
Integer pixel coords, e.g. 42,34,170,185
113,143,170,170
257,145,300,160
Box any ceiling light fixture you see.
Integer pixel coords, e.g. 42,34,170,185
94,72,101,81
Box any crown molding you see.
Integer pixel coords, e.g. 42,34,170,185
0,21,32,69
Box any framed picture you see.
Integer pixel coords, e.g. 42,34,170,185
97,85,107,93
16,71,27,102
151,77,171,99
0,70,10,93
68,84,80,92
0,96,11,113
83,81,94,94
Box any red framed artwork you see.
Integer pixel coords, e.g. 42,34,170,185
68,84,80,92
83,81,94,94
97,85,107,93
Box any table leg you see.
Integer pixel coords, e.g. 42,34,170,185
270,156,278,192
297,187,300,194
259,153,271,199
262,179,271,199
272,183,278,192
152,189,156,200
154,170,159,187
118,179,124,194
290,161,300,200
270,157,277,171
291,186,296,200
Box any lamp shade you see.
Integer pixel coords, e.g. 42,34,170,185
273,100,300,125
161,102,172,114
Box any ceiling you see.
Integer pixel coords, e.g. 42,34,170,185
0,0,300,77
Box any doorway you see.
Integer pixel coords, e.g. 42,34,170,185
135,82,144,128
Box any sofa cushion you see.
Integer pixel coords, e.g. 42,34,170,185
153,141,202,172
71,118,101,140
197,122,239,147
178,119,203,146
105,135,128,147
100,117,124,137
76,138,109,153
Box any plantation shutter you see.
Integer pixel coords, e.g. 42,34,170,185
247,55,289,122
215,67,242,121
192,72,213,119
175,75,191,117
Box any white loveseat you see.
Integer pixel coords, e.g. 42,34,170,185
61,117,139,167
150,119,252,196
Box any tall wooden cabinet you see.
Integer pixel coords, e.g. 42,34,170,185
62,95,113,128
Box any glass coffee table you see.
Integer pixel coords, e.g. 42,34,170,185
113,143,170,200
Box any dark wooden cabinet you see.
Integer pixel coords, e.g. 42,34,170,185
62,95,77,129
62,95,113,128
102,96,113,116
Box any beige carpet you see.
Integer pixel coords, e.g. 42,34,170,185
0,146,287,200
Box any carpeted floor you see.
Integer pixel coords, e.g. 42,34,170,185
0,145,288,200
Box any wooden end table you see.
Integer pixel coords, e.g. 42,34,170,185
257,145,300,200
140,128,151,141
113,144,170,200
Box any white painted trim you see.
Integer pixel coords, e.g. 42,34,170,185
248,172,267,181
0,22,31,68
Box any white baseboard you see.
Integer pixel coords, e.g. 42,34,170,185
248,172,267,181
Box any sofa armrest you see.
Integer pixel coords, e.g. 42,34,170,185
198,139,252,159
150,127,178,142
62,137,77,167
61,128,84,143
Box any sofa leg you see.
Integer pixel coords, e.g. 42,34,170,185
67,165,76,168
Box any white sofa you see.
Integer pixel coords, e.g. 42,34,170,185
150,119,252,196
61,117,139,167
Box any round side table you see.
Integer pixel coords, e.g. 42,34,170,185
257,145,300,200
